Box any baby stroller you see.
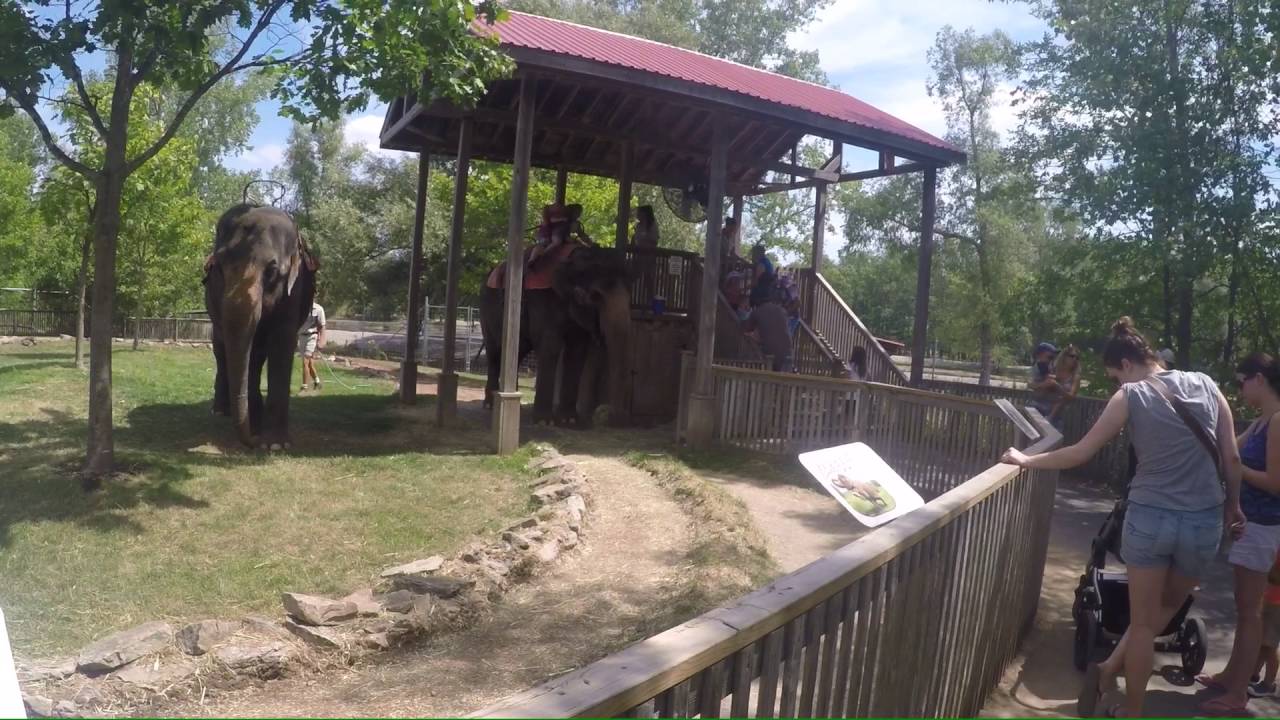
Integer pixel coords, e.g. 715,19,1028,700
1071,497,1208,674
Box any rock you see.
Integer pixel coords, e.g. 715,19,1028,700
17,657,77,682
533,456,569,472
535,541,561,564
481,558,510,577
526,451,562,472
211,641,291,678
175,619,239,655
459,546,485,563
240,614,293,641
53,701,78,717
21,337,36,347
341,588,382,617
284,620,343,650
376,589,417,613
501,531,531,550
378,555,444,578
559,530,580,550
389,574,474,599
566,494,586,523
506,517,538,531
281,592,357,626
58,333,74,341
532,483,574,505
111,655,197,691
72,684,103,707
23,694,54,717
358,632,390,651
76,621,173,674
359,618,392,634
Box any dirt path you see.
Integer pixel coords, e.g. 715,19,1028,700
157,454,692,717
983,480,1280,718
699,470,865,574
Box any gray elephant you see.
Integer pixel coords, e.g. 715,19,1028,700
479,243,632,427
203,204,317,449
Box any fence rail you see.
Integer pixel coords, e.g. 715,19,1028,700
0,309,81,337
918,378,1127,487
479,368,1059,718
625,246,702,316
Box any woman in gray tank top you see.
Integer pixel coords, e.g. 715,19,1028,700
1001,317,1244,718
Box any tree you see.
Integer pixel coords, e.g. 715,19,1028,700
1018,0,1279,370
0,0,513,479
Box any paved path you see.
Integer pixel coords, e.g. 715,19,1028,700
984,479,1280,718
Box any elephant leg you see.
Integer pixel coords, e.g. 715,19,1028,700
248,343,268,441
557,336,587,425
211,332,230,416
480,287,503,410
532,333,561,425
576,340,606,429
261,323,296,449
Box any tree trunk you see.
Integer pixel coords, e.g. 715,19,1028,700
1223,231,1242,368
74,231,91,370
977,321,993,387
84,48,135,483
132,311,140,350
1175,276,1194,370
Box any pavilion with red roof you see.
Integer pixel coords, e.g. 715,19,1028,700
380,11,964,453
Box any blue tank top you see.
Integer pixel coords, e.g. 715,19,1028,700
1240,421,1280,525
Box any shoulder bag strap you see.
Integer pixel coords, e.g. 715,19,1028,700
1142,375,1220,468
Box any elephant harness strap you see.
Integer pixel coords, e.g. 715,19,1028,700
485,242,578,291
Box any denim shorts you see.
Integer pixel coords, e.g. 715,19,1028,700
1123,501,1222,578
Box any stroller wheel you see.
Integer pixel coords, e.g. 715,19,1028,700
1074,610,1098,671
1180,617,1207,676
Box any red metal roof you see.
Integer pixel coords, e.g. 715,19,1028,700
479,12,958,156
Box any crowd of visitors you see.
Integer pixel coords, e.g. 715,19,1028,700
1001,318,1280,717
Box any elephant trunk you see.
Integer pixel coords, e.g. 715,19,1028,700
600,284,632,425
222,270,262,447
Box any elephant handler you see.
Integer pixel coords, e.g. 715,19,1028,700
298,301,326,392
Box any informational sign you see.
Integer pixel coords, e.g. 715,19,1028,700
1024,406,1064,447
0,609,26,719
667,255,683,275
798,442,925,528
994,399,1041,441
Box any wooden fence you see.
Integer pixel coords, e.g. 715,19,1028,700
918,378,1128,488
0,309,81,336
477,372,1060,718
626,247,702,316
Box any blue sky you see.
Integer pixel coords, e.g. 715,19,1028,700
226,0,1049,174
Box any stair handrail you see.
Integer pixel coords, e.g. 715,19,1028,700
803,269,909,386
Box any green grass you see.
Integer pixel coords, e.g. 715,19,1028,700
0,340,536,658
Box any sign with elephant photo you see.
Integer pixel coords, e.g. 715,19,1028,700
798,443,924,528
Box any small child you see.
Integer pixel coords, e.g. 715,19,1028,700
527,204,568,269
1249,550,1280,698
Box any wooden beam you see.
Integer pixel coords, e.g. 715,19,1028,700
554,168,568,205
615,142,633,248
400,150,430,404
437,119,473,426
910,166,938,387
686,124,729,449
496,78,537,454
746,162,931,196
379,97,423,148
764,159,839,183
810,144,833,274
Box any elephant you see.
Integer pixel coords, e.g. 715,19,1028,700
203,203,317,449
479,242,632,428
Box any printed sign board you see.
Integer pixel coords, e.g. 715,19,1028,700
0,609,25,719
994,399,1041,441
798,442,925,528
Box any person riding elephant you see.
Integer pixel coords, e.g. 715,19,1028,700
480,239,631,428
203,203,317,449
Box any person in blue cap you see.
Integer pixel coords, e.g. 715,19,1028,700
1028,341,1061,424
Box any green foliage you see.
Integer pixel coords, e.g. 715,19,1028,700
0,115,46,292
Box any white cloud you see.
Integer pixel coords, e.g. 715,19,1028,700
225,143,286,174
343,106,400,160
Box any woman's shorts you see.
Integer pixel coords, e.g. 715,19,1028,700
1227,521,1280,573
298,333,318,358
1123,502,1222,578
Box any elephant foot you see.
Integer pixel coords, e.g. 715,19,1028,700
259,432,293,452
532,409,556,426
211,400,229,416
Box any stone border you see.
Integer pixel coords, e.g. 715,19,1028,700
17,445,589,717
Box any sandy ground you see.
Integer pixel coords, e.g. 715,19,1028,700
154,453,692,717
984,479,1280,718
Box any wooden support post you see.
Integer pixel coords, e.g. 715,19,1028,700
437,119,472,427
615,142,633,247
495,78,536,454
730,195,743,259
910,166,938,387
554,168,568,205
686,125,728,448
400,150,430,404
811,181,828,272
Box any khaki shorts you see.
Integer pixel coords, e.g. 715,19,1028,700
1263,604,1280,648
298,332,318,358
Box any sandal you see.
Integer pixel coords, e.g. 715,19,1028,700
1079,663,1104,717
1198,696,1249,717
1197,674,1228,692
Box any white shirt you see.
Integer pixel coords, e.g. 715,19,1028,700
300,303,326,336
